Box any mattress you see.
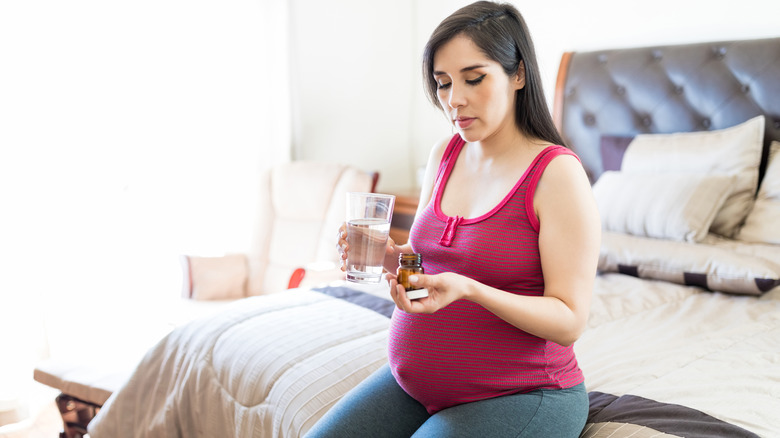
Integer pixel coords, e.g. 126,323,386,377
87,275,780,437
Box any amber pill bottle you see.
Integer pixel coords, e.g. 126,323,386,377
397,253,424,290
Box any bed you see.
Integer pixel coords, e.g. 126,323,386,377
87,37,780,437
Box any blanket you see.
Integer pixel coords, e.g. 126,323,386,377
88,277,780,437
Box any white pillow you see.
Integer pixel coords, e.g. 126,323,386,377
599,231,780,296
737,141,780,244
621,115,765,237
593,171,735,242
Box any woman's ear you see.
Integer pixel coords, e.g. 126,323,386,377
514,60,526,90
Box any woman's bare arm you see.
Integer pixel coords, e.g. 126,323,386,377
389,154,600,346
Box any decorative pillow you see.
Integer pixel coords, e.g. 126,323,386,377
701,233,780,265
737,141,780,244
599,231,780,296
599,135,634,172
186,254,248,300
621,115,765,238
592,171,735,242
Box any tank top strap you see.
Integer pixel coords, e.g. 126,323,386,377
524,145,580,233
432,134,466,198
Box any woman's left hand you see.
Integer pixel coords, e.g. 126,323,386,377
386,272,471,314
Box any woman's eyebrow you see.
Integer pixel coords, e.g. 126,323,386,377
433,64,488,76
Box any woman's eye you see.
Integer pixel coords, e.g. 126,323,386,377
437,74,484,90
466,74,486,85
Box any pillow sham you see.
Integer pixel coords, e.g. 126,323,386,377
737,141,780,244
701,233,780,265
592,171,735,242
186,254,248,300
621,115,765,238
599,231,780,296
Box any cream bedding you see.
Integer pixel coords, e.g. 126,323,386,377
88,275,780,437
88,287,391,437
579,274,780,437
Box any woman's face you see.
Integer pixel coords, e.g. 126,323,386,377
433,34,524,144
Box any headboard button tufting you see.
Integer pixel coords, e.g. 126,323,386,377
555,37,780,183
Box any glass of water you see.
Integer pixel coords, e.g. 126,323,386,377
345,192,395,283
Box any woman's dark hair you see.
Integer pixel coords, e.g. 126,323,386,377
422,1,565,147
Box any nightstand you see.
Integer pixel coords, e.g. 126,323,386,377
390,190,420,245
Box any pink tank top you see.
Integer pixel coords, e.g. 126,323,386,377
388,135,584,414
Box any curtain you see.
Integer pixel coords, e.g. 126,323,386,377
0,0,290,426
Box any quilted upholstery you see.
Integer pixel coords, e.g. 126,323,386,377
555,37,780,183
247,161,376,295
184,161,376,300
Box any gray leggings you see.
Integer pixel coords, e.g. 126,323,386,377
304,364,588,438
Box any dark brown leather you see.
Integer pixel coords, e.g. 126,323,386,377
56,393,100,438
555,37,780,183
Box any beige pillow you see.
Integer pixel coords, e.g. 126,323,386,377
592,171,735,242
737,141,780,244
621,115,765,237
186,254,248,300
599,231,780,296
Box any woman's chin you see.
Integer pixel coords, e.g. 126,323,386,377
456,129,481,143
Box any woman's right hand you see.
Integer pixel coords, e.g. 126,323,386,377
337,222,404,273
337,222,348,272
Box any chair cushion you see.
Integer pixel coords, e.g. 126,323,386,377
247,162,373,295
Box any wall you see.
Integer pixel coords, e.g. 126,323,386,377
290,0,418,191
0,0,289,423
292,0,780,193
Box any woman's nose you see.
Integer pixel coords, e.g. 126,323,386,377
447,84,466,108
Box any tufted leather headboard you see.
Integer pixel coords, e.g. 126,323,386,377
552,37,780,183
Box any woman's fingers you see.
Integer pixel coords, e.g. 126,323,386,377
337,227,347,248
388,277,400,304
407,274,429,292
337,223,348,271
385,275,417,311
388,276,413,311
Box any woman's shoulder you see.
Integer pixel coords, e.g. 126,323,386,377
427,134,458,166
415,135,460,213
534,143,580,168
535,147,590,194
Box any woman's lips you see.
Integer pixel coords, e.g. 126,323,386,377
455,117,475,129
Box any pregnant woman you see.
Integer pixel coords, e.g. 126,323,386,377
308,1,601,437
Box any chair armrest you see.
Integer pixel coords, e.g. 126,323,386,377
287,267,307,289
180,254,248,300
289,261,346,289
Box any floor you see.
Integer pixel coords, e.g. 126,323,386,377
0,401,62,438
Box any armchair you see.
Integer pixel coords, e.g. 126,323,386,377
181,161,378,300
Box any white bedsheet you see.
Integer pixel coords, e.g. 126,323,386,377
89,287,391,437
577,273,780,437
88,277,780,437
